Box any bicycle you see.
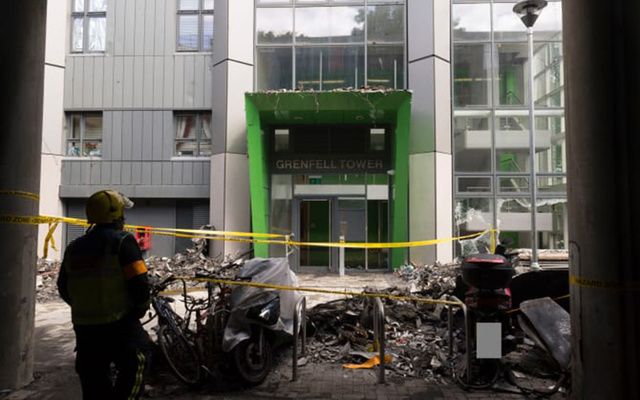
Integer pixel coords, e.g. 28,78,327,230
148,275,212,386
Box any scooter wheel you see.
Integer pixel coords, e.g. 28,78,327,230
232,334,273,386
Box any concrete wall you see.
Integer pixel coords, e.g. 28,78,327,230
407,0,453,264
38,0,68,259
209,0,253,258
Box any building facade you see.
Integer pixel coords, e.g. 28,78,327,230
49,0,566,269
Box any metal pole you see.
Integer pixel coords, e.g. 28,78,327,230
339,235,345,277
526,27,540,270
0,1,47,390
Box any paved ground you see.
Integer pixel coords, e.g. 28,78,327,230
2,272,553,399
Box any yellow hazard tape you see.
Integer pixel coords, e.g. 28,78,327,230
569,275,640,291
1,213,495,251
169,275,464,306
0,190,40,201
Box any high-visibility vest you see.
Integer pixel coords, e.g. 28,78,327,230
65,230,132,325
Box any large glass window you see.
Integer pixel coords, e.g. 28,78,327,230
452,1,566,251
454,43,491,106
257,47,293,90
177,0,214,52
453,114,492,172
71,0,106,53
496,42,529,106
255,0,405,90
256,8,293,44
452,3,491,41
66,112,103,157
295,46,364,90
174,112,212,156
295,7,364,44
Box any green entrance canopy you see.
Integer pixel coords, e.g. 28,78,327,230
245,90,412,268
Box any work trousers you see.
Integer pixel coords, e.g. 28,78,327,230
74,318,151,400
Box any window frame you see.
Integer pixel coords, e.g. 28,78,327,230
65,112,103,157
174,111,212,157
176,0,215,52
70,0,107,53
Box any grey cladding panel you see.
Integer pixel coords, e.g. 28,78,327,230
134,0,146,56
113,0,126,55
162,163,172,185
142,162,153,184
103,57,114,107
90,161,101,184
193,162,203,184
194,56,205,107
124,0,136,56
111,111,123,160
204,55,213,107
82,56,94,109
152,111,164,160
62,162,71,185
184,55,195,109
101,161,111,184
143,57,155,107
172,162,183,184
121,162,132,185
93,57,104,108
142,111,153,160
163,57,174,108
113,57,124,108
164,0,176,56
123,57,134,108
132,112,143,160
144,0,156,55
152,162,163,185
72,57,83,108
154,0,166,56
133,57,144,108
121,111,133,161
152,57,164,108
131,162,142,185
64,56,73,107
111,162,121,184
162,111,174,159
174,56,185,108
182,162,193,185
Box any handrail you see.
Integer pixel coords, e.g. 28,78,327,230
372,297,385,384
292,296,307,382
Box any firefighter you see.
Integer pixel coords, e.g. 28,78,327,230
57,190,151,400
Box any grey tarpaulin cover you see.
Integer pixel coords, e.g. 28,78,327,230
222,257,301,352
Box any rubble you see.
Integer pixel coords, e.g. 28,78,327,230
395,262,460,296
36,258,62,302
304,288,460,383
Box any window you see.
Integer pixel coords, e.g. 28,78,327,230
71,0,106,53
177,0,214,52
66,112,103,157
175,112,212,156
255,1,405,91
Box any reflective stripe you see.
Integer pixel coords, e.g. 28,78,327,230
128,351,145,400
123,260,148,280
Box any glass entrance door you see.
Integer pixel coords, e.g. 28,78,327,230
335,198,367,269
299,199,331,267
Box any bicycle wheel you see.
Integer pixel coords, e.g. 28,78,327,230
157,323,201,385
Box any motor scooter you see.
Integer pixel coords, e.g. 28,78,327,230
456,246,516,389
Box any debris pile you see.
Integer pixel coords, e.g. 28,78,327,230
36,258,62,302
395,262,460,297
305,288,460,382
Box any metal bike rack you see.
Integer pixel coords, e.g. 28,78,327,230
292,296,307,381
372,297,386,384
443,295,470,382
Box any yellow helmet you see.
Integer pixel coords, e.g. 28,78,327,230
85,190,134,224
